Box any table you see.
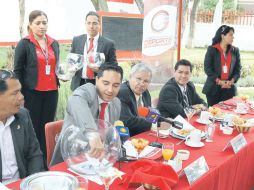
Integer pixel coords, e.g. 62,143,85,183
7,102,254,190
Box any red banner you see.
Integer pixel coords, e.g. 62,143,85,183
107,0,134,4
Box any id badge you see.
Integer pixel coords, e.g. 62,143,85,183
223,65,228,73
45,65,51,75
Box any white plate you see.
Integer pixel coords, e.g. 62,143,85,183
185,140,205,148
196,118,212,125
234,109,247,114
172,128,206,138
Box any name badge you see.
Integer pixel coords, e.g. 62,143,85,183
45,65,51,75
179,156,209,185
222,133,247,153
223,65,228,73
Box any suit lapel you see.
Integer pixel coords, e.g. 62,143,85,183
97,36,104,53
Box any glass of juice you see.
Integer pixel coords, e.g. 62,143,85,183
162,142,174,163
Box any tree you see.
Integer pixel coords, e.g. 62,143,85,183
186,0,200,48
91,0,109,11
19,0,25,38
135,0,144,14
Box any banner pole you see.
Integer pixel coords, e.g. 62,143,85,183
177,0,182,61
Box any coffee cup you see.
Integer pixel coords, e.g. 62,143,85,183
199,111,211,122
236,103,247,113
186,130,202,145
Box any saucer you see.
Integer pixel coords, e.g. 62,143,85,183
185,140,205,148
234,109,247,114
196,118,212,125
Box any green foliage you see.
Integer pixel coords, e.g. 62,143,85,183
199,0,237,11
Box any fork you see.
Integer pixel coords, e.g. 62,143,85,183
176,138,186,145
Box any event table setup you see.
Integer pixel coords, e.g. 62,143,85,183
6,98,254,190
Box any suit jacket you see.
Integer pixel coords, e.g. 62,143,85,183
50,83,121,166
70,34,117,90
117,82,152,137
14,36,60,90
202,45,241,96
0,108,44,182
157,78,206,119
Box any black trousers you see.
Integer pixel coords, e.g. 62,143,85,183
206,86,235,106
23,89,58,157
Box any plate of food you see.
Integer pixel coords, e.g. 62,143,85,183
172,128,206,139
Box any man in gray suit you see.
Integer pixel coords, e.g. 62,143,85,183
71,11,117,91
0,69,44,184
50,64,123,166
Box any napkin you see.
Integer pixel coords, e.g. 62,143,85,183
0,182,10,190
123,140,156,158
174,115,194,129
121,159,179,190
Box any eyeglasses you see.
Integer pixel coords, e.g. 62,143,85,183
0,69,15,81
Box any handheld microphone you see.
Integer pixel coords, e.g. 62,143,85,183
114,120,129,162
114,120,130,143
138,106,183,129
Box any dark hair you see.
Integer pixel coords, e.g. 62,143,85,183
0,70,17,93
97,63,123,80
174,59,193,72
29,10,48,24
212,25,234,45
27,10,48,33
86,11,100,23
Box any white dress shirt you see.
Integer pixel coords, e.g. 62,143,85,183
0,116,20,184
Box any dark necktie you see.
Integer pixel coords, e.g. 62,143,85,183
183,89,189,108
86,38,94,79
137,96,142,108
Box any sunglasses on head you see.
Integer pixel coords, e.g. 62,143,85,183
221,26,229,33
0,69,15,81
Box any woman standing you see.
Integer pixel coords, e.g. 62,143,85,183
202,25,241,106
14,10,59,157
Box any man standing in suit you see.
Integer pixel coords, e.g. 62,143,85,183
71,11,117,91
118,63,171,137
50,64,123,166
0,70,44,184
157,59,207,119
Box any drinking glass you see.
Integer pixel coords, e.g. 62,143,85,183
75,176,88,190
205,123,215,142
95,166,119,190
184,107,195,122
28,183,45,190
162,142,174,163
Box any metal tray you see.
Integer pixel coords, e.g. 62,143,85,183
20,171,79,190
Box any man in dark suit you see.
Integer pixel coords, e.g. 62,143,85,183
157,59,207,119
71,11,117,91
118,63,171,137
0,70,44,184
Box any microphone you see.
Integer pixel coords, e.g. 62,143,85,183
138,106,183,129
114,120,130,143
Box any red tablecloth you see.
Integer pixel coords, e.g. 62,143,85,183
7,101,254,190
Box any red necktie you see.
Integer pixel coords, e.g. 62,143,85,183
99,102,108,126
86,38,94,79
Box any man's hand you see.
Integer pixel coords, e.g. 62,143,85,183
192,104,207,114
88,63,99,72
88,133,105,159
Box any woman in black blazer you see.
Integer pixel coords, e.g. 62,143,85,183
202,25,241,106
14,10,60,158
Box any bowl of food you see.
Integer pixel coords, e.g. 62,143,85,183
131,138,149,153
232,117,254,133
